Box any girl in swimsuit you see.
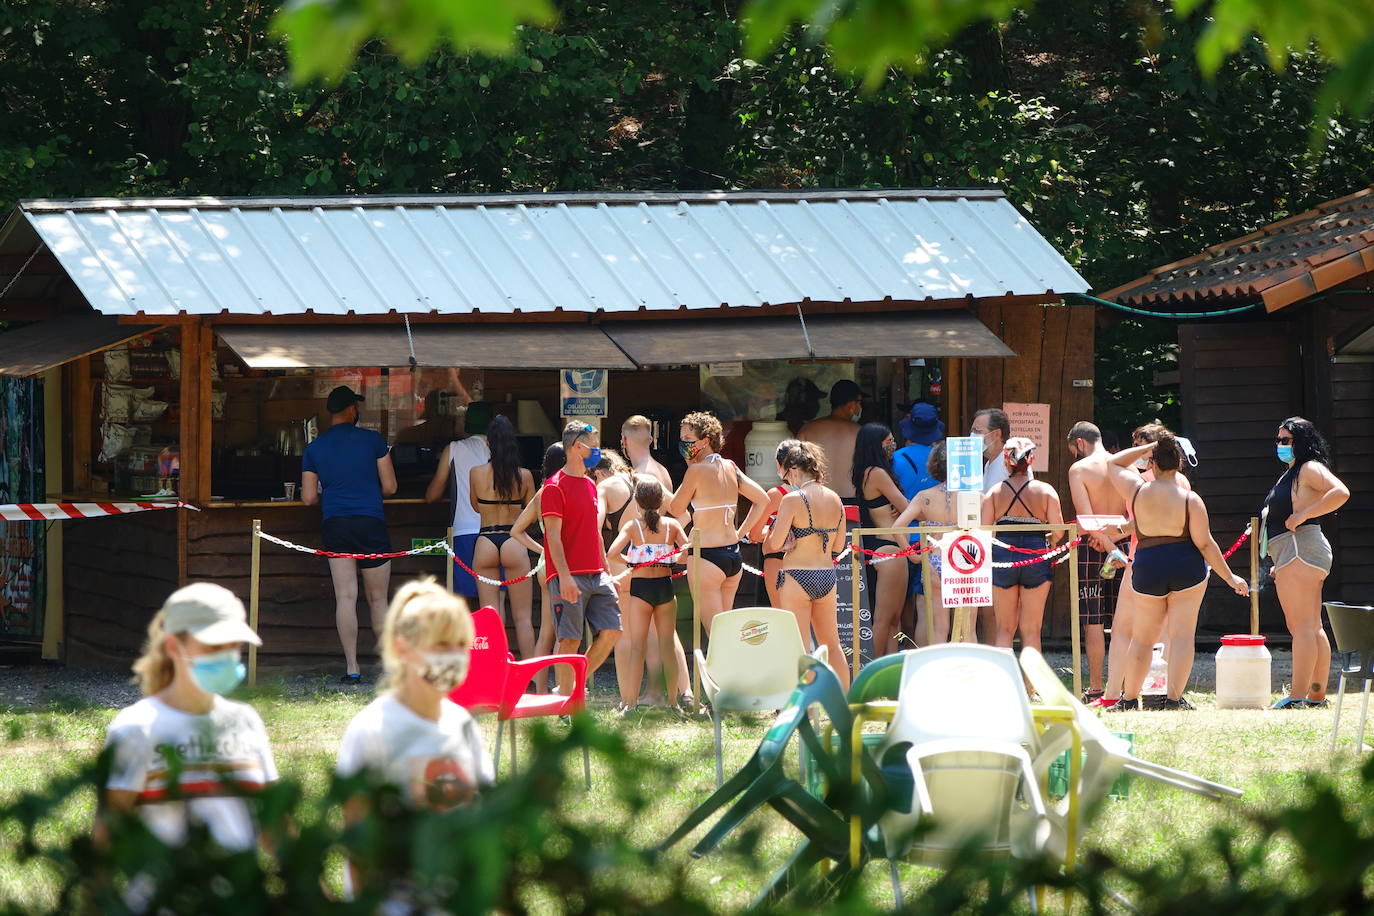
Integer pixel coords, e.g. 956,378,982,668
509,444,566,672
1105,434,1248,711
468,416,536,658
981,437,1064,653
852,423,911,656
765,440,849,690
892,440,956,644
668,412,769,635
748,439,802,609
606,478,688,715
1263,417,1348,708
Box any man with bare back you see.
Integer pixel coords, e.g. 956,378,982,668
798,379,866,500
1066,421,1127,701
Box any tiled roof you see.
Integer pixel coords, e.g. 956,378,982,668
1101,186,1374,312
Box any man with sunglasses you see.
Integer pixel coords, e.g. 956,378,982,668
542,421,621,694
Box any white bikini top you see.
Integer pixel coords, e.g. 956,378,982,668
691,454,738,520
625,519,676,565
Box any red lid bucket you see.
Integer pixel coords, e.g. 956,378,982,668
1220,634,1267,647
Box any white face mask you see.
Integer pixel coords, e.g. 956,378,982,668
420,649,470,692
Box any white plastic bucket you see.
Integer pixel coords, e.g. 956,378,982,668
743,421,790,489
1216,634,1271,709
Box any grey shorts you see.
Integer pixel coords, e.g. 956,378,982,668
549,572,622,640
1269,527,1333,576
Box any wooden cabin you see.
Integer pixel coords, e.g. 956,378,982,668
1102,185,1374,635
0,190,1092,669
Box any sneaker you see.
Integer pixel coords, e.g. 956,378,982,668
1306,698,1331,709
1271,695,1310,710
1106,697,1140,712
340,672,362,685
1088,694,1120,709
1140,694,1166,711
1159,696,1196,711
1082,689,1105,704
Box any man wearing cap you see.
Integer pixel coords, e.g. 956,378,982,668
303,386,397,683
799,378,868,500
424,401,493,600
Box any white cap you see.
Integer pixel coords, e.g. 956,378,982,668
161,582,261,646
1003,436,1038,463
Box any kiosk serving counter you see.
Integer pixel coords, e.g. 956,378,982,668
0,190,1091,669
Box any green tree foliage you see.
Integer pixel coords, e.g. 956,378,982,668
2,0,1373,429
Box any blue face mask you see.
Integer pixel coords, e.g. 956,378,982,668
582,446,602,470
189,648,245,696
1277,444,1294,464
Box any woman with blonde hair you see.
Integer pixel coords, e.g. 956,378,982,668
764,440,849,690
336,577,493,898
668,411,769,634
100,583,276,854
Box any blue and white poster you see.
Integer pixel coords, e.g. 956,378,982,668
946,436,984,492
559,369,608,418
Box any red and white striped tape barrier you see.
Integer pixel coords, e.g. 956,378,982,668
0,501,197,521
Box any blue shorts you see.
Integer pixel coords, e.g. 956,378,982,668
321,515,391,569
992,532,1053,590
451,533,480,597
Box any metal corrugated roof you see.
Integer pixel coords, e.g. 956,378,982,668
13,190,1086,317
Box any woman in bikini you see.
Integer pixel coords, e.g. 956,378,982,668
765,441,849,689
1104,434,1247,710
749,439,802,608
852,424,911,656
606,477,689,715
1263,417,1348,709
509,444,566,666
892,440,955,644
982,437,1064,653
468,416,536,658
668,412,769,635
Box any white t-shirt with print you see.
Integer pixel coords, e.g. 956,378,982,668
448,436,490,536
337,693,494,809
103,695,278,851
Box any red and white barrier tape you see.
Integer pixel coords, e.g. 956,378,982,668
0,501,197,521
257,530,443,561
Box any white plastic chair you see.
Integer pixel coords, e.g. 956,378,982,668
1019,648,1242,803
874,645,1061,868
695,608,810,787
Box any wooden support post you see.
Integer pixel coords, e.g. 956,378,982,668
1249,516,1260,635
1068,527,1082,700
850,529,862,681
690,527,701,703
249,518,261,686
922,553,936,647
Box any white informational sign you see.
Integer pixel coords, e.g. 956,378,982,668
938,530,994,609
559,369,608,418
707,361,744,377
946,436,985,492
1003,402,1051,472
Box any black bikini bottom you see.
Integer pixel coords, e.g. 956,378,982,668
630,576,675,606
776,567,838,600
698,543,742,578
478,525,512,551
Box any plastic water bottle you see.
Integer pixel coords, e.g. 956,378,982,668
1099,548,1128,579
1141,644,1168,697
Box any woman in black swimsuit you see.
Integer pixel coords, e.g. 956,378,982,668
468,416,535,657
981,437,1064,653
748,439,802,609
1105,434,1248,711
668,412,769,634
852,424,911,656
765,441,849,690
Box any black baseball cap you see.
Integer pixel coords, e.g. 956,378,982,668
326,385,365,414
829,378,869,408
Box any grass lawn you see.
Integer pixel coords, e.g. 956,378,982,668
1,673,1369,912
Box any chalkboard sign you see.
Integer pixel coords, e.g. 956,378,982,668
835,554,875,670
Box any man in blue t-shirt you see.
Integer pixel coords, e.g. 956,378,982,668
893,402,944,616
302,385,397,683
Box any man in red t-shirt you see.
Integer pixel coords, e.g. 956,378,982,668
542,421,621,694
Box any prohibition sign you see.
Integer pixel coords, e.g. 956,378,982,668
947,535,986,575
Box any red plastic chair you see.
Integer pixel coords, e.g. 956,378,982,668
448,606,592,787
